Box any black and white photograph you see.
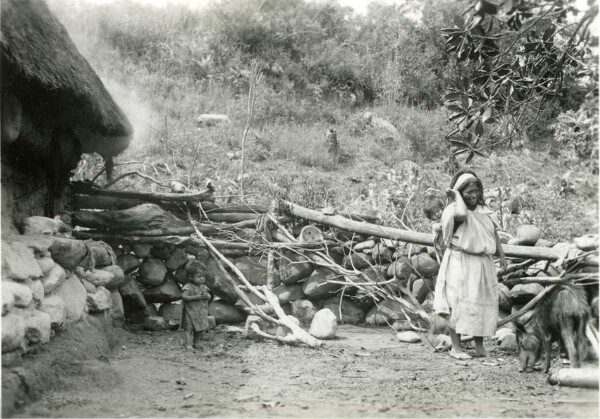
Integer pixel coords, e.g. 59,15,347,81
1,0,598,417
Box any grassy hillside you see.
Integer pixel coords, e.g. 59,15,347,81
50,0,598,241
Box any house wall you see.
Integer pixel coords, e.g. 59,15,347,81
1,156,50,234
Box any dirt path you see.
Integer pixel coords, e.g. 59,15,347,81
18,325,598,418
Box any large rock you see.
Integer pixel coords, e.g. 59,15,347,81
309,308,337,339
272,284,304,305
498,283,512,312
2,313,25,353
208,301,246,324
143,275,182,303
39,295,66,329
412,278,434,304
25,279,44,307
397,331,421,343
166,248,188,271
342,253,372,270
125,304,159,324
388,257,413,282
132,244,152,258
514,225,542,246
158,302,183,324
41,263,66,294
2,287,15,315
36,256,55,275
111,290,125,327
302,268,342,300
234,256,270,286
75,267,113,289
278,252,315,284
2,281,33,308
365,300,405,325
144,316,168,331
411,252,439,278
87,286,113,313
117,254,141,274
291,299,317,324
204,259,238,303
20,216,69,235
138,258,167,286
100,265,128,289
509,283,544,305
574,234,599,251
354,288,377,311
150,243,175,261
53,273,88,323
2,240,42,281
323,297,365,324
371,243,393,264
119,278,147,309
23,310,51,345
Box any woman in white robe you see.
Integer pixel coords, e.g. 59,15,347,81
433,170,507,359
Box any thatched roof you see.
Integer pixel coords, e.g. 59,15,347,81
1,0,133,157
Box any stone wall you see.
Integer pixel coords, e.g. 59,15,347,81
1,221,125,366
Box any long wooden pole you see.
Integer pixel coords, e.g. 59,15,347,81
282,201,598,266
71,182,214,203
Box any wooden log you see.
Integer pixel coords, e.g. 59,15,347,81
73,221,256,238
548,368,599,388
72,203,188,230
47,236,116,270
281,201,598,266
72,194,149,210
201,203,269,214
201,213,260,223
71,181,214,203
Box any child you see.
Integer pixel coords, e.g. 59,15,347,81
181,262,212,351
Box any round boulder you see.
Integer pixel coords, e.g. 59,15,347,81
309,308,337,339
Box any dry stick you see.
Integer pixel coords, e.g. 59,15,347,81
497,285,557,327
191,226,322,347
249,323,298,344
258,285,323,347
104,171,168,189
71,183,214,203
208,253,278,324
506,275,598,286
239,60,262,198
268,214,429,322
280,200,598,265
267,250,275,290
497,259,538,278
90,160,144,184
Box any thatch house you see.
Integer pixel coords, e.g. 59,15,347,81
1,0,133,232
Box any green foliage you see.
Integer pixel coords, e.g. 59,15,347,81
442,0,598,162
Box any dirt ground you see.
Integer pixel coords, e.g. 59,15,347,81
16,324,599,418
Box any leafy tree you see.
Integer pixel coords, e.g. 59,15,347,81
442,0,598,162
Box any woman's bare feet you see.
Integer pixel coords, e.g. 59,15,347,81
449,349,472,360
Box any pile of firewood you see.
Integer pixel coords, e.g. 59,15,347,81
68,181,599,347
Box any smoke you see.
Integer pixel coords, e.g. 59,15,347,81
46,0,161,155
102,78,160,154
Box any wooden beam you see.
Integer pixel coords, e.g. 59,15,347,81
281,200,598,266
71,181,214,203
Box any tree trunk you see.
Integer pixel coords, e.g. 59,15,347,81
282,200,597,265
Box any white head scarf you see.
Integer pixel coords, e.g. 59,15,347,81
453,173,476,191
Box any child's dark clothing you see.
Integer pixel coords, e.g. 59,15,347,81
181,283,211,333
